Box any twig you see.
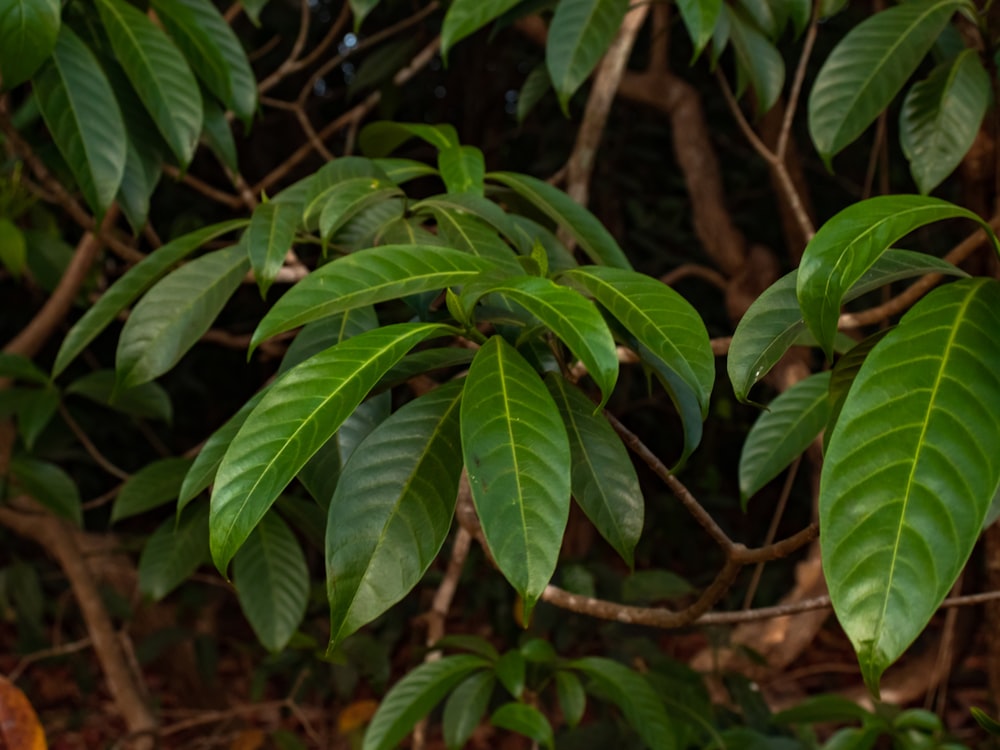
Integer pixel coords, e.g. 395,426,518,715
8,636,93,682
162,164,245,210
58,402,131,481
661,263,728,289
743,455,801,609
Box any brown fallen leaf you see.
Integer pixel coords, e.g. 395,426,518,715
0,675,47,750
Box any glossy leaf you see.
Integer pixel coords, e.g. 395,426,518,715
438,146,485,195
728,6,785,113
441,0,522,58
97,0,203,166
413,193,526,250
33,26,126,216
0,353,49,385
210,323,450,572
54,220,247,376
7,456,82,525
246,200,299,298
65,370,173,422
808,0,965,165
327,383,464,646
431,208,521,269
138,504,210,599
116,244,249,387
443,671,495,750
362,655,490,750
546,374,642,566
821,278,1000,694
900,49,990,194
491,703,554,750
797,195,989,356
319,179,402,239
372,157,438,184
825,329,892,451
738,371,830,505
556,671,587,727
233,512,309,651
358,121,459,157
111,457,194,523
0,0,60,87
461,337,570,619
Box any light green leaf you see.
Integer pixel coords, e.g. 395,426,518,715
0,353,50,385
66,370,173,422
545,374,641,567
808,0,966,166
0,218,26,278
738,371,830,505
246,200,299,298
821,278,1000,695
517,64,552,123
358,121,459,157
677,0,723,57
824,329,892,452
461,337,570,619
546,0,629,113
0,0,60,87
556,671,587,727
16,387,59,450
33,26,126,216
488,171,632,269
7,456,82,525
491,703,554,750
431,208,521,269
797,195,990,357
438,146,485,196
443,671,495,750
900,49,990,194
54,220,247,377
412,193,526,251
349,0,381,30
111,457,194,523
371,157,438,184
210,323,450,572
729,6,785,113
301,158,391,225
362,655,490,750
97,0,203,166
233,512,308,651
441,0,523,58
138,504,210,599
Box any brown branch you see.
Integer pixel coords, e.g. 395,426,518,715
57,403,131,480
162,164,245,210
661,263,728,289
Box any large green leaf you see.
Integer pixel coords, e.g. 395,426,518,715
738,371,830,506
821,278,1000,695
460,337,570,619
728,5,785,113
824,329,892,452
116,244,250,387
491,703,554,750
677,0,723,57
0,0,60,87
111,457,194,523
327,382,464,647
318,179,402,240
545,375,642,567
54,220,247,376
246,200,299,298
210,323,450,572
412,193,526,251
808,0,966,166
279,307,380,375
362,655,490,750
138,504,210,599
65,370,173,422
443,671,495,750
358,121,459,157
900,49,990,195
488,172,632,269
33,26,126,216
96,0,203,166
431,208,521,269
233,512,309,651
797,195,990,357
438,146,486,196
6,456,82,525
440,0,523,58
300,158,390,226
251,245,502,349
728,249,968,401
546,0,629,112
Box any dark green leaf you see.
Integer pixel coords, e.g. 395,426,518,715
772,694,872,724
441,0,523,58
432,208,521,269
517,64,552,123
0,353,50,385
16,387,59,450
111,457,194,523
358,121,459,157
318,179,402,239
246,200,299,298
66,370,173,422
556,671,586,727
413,193,527,251
825,329,892,451
490,703,554,750
372,157,438,184
0,218,26,278
728,6,785,113
0,0,60,87
438,146,486,196
443,671,495,750
200,89,238,172
677,0,722,57
301,157,391,226
138,504,210,599
7,456,82,524
349,0,381,30
434,634,501,661
971,707,1000,736
621,569,695,604
495,650,526,698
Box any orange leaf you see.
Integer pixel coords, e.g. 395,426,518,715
337,699,379,734
228,728,265,750
0,675,47,750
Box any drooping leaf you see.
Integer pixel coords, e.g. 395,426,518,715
117,133,158,231
728,5,785,113
900,49,990,195
233,512,309,651
440,0,523,58
358,121,459,157
246,200,299,298
65,370,173,422
738,371,830,506
7,456,82,524
443,671,495,750
138,503,210,599
808,0,966,166
0,0,60,87
438,146,486,196
116,244,249,387
491,704,554,750
96,0,203,166
821,278,1000,695
797,195,991,356
301,158,392,226
327,382,464,647
556,671,586,727
111,457,194,523
0,353,49,385
210,323,450,572
461,337,570,619
33,26,126,216
677,0,723,58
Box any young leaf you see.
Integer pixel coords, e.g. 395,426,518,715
65,370,173,422
490,703,554,750
210,323,451,573
246,200,299,298
233,512,309,651
443,671,495,750
461,337,571,620
0,0,60,87
111,457,194,523
677,0,723,58
138,504,210,599
358,121,459,157
808,0,966,166
438,146,486,196
900,49,990,195
821,278,1000,695
441,0,523,58
327,383,464,647
33,26,126,216
116,244,250,387
7,456,82,525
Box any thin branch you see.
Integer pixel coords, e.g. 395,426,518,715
743,455,801,609
661,263,728,289
775,16,818,162
162,164,244,210
58,403,131,481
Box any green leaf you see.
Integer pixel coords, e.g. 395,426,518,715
0,218,26,278
0,0,60,87
116,244,250,387
138,504,210,599
372,157,438,184
443,671,495,750
279,307,380,374
491,703,554,750
728,6,785,113
488,171,631,269
240,0,270,25
545,374,642,567
151,0,257,125
33,26,126,216
246,200,299,298
797,195,990,357
200,91,239,172
772,694,873,725
301,158,392,227
117,133,158,231
251,245,501,349
0,353,50,385
318,179,402,240
825,329,892,451
358,121,459,157
495,650,526,698
233,512,309,651
677,0,723,58
508,215,578,273
438,146,486,196
327,383,464,646
821,278,1000,695
54,220,247,376
971,707,1000,736
111,457,194,523
900,49,990,194
728,248,968,401
434,634,501,661
97,0,203,166
808,0,966,166
7,456,82,525
210,322,450,573
546,0,629,113
65,370,173,422
556,671,587,727
441,0,523,58
347,36,419,100
413,193,526,251
349,0,381,30
431,208,521,269
16,387,60,450
517,64,552,123
571,657,677,750
362,655,490,750
738,371,830,506
460,337,570,619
